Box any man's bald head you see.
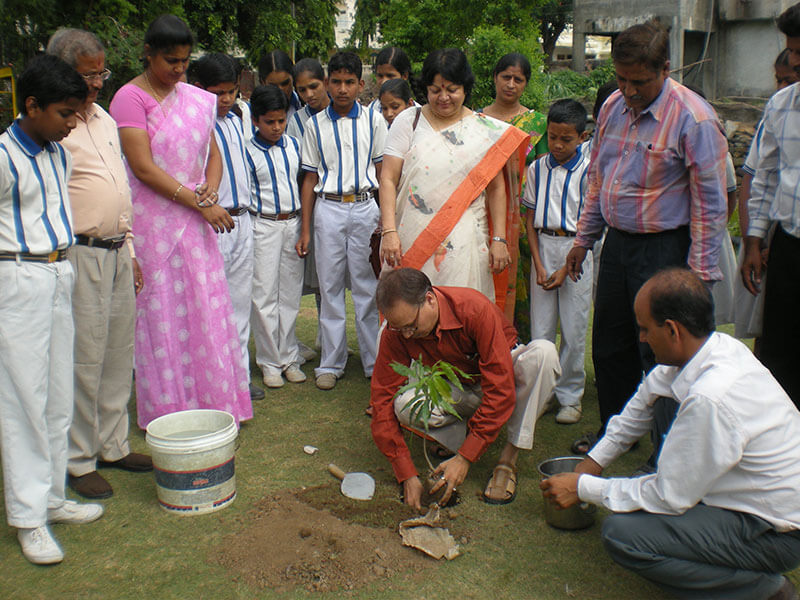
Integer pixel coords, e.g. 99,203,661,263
640,268,715,339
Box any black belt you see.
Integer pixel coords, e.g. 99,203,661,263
250,210,300,221
0,249,68,263
538,228,576,237
321,192,372,203
76,234,126,250
226,206,248,217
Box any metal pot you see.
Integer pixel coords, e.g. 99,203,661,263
538,456,596,530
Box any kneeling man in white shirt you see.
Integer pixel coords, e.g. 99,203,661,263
542,267,800,600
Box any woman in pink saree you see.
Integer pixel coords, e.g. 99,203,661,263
110,15,251,428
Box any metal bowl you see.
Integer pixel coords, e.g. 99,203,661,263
538,456,596,530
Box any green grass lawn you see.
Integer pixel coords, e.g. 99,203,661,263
0,296,789,599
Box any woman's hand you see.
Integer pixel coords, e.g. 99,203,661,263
199,205,234,233
195,183,219,207
380,231,403,267
488,239,511,273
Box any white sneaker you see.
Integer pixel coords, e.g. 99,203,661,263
556,405,582,424
315,373,337,390
18,526,64,564
47,500,104,524
284,366,307,383
298,343,317,362
263,373,285,388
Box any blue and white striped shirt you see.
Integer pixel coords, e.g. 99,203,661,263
522,143,590,233
749,82,800,238
0,120,74,254
214,112,251,211
300,103,387,195
286,104,315,140
246,134,301,215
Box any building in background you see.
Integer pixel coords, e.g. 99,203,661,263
572,0,793,99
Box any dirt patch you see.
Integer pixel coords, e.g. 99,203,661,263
212,483,464,593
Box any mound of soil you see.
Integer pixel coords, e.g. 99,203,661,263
212,485,441,593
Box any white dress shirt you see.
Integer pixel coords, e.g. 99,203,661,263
579,332,800,532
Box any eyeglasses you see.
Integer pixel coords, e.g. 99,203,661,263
387,302,423,335
80,69,112,83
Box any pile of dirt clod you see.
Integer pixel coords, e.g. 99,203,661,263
211,486,439,593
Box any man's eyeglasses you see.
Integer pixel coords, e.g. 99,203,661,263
80,69,112,83
387,302,423,335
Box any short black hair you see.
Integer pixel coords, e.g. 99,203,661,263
647,267,715,338
250,84,289,118
144,15,194,54
493,52,531,81
376,268,432,313
258,49,293,83
294,57,325,82
778,3,800,38
547,98,587,134
380,78,412,104
374,46,411,78
190,53,237,88
421,48,475,104
593,80,618,120
612,21,669,72
328,52,362,79
17,54,88,112
776,47,792,68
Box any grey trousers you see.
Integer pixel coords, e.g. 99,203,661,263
601,504,800,599
67,244,135,476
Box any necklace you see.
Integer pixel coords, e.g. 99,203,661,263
143,70,164,103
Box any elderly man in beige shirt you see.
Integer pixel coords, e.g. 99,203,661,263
47,29,152,499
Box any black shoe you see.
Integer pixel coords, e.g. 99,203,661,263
68,471,113,499
249,383,265,400
98,452,153,472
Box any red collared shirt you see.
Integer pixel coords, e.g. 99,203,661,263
370,286,518,482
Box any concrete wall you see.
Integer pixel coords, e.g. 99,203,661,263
573,0,794,98
717,20,787,97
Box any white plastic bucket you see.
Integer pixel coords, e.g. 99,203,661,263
145,409,238,516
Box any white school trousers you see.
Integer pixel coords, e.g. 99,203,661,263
394,340,561,452
314,198,380,378
217,212,254,373
0,260,74,527
68,244,134,476
531,234,592,408
251,214,303,376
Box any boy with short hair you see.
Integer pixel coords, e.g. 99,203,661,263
297,52,388,390
247,84,307,388
190,52,264,401
524,99,591,425
0,54,103,565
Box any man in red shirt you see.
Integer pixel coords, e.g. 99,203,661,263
370,268,560,510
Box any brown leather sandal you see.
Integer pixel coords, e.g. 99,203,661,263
482,463,517,505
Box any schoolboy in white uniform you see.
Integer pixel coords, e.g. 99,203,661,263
247,84,307,388
297,52,388,391
190,53,262,400
524,99,591,425
0,55,103,565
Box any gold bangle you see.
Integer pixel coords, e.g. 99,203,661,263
381,228,397,237
172,184,183,202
